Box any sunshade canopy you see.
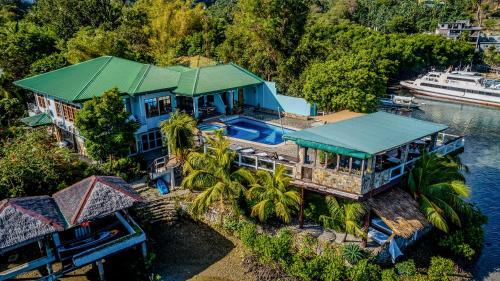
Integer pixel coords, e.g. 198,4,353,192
284,112,448,159
20,113,52,127
14,56,264,102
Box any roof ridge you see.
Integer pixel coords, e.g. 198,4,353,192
96,177,143,202
130,64,152,94
9,198,65,231
229,63,265,82
71,175,98,225
73,56,114,101
191,68,201,95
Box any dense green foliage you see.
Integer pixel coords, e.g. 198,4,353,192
246,165,300,223
395,259,417,276
75,88,138,161
0,129,91,198
160,111,197,162
427,256,455,281
407,151,472,233
182,130,254,222
320,196,365,241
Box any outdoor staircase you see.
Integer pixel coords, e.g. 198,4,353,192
131,182,179,225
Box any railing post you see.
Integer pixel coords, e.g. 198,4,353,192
254,156,258,170
238,153,242,166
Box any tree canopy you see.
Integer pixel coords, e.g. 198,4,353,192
75,88,138,161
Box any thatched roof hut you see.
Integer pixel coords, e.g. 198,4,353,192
0,196,65,251
53,176,142,226
367,188,429,238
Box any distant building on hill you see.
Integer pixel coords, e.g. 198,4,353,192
435,20,482,41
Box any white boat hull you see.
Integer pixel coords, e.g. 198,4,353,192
400,81,500,108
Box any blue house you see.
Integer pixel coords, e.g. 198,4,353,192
15,56,315,156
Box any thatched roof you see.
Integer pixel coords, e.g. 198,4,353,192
53,176,142,226
367,188,429,238
0,196,65,250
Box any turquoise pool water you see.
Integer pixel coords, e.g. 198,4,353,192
198,123,224,131
226,117,294,145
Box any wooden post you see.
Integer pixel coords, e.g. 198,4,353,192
361,209,370,248
299,186,305,229
97,260,105,281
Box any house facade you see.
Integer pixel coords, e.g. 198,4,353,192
15,56,315,156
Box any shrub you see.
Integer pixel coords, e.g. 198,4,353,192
99,157,141,181
342,243,365,264
320,248,346,281
236,221,258,249
381,268,399,281
222,217,242,233
347,259,381,281
395,259,417,277
427,256,454,281
254,229,293,264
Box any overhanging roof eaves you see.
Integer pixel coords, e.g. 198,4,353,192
284,112,448,157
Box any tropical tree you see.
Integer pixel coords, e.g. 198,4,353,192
407,150,471,233
246,165,300,223
320,196,365,241
75,88,138,162
160,111,197,162
182,130,253,223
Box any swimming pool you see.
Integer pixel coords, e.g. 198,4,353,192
198,123,224,132
225,117,294,145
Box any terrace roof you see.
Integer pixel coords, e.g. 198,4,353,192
20,113,53,127
284,112,448,159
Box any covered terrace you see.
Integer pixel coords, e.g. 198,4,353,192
282,112,465,200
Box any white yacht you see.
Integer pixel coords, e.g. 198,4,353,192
400,71,500,107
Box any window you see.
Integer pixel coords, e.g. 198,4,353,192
145,96,171,118
36,95,46,108
158,96,171,115
141,130,163,152
55,101,62,117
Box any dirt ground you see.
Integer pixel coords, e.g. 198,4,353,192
150,219,255,281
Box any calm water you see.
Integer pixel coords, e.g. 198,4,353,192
408,98,500,280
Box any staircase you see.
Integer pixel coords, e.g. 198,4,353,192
132,182,179,225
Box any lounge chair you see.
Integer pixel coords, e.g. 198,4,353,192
240,148,255,154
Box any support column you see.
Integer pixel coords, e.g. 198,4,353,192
141,242,148,261
336,154,340,171
97,260,105,281
324,153,328,168
430,133,438,151
228,91,234,112
193,97,199,119
312,149,317,167
299,186,305,229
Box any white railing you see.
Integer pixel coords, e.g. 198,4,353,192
204,145,295,176
371,135,465,190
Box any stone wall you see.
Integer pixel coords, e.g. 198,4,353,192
311,168,363,194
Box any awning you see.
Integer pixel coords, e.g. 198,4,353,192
20,113,53,127
284,112,448,159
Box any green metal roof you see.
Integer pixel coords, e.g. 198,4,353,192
20,113,53,127
284,112,448,159
173,63,264,97
14,57,264,102
14,56,181,102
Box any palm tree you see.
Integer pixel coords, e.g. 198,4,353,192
160,111,197,162
407,150,471,233
320,196,365,242
246,165,301,223
182,130,253,223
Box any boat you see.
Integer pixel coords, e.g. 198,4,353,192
400,71,500,107
380,95,420,109
58,230,120,253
